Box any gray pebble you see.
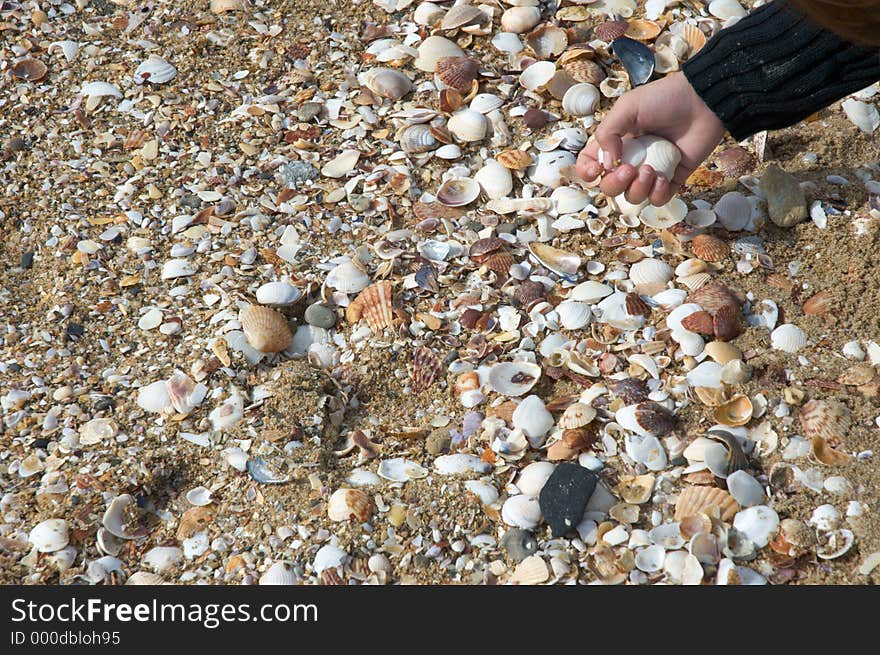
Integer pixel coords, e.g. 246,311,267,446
297,102,323,122
279,161,318,188
304,302,336,329
496,223,516,235
501,528,538,562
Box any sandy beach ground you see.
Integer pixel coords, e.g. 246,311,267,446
1,0,878,585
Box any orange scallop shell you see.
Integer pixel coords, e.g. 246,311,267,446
691,234,729,262
241,305,292,353
345,281,396,333
674,485,739,522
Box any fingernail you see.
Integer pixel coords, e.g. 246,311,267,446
603,152,613,169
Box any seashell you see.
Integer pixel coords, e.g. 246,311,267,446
436,176,481,206
527,149,576,188
680,310,715,335
185,486,212,507
687,281,742,315
612,378,650,404
770,324,807,353
635,544,666,573
126,571,167,585
842,98,879,133
768,518,816,558
618,474,655,504
816,528,854,560
561,82,600,116
675,486,738,523
411,346,442,392
641,135,683,177
241,305,292,353
29,519,69,553
496,148,533,170
625,19,661,41
326,259,370,294
103,494,136,539
259,561,299,585
629,258,672,289
529,242,581,277
691,234,729,262
256,281,302,306
434,143,462,159
137,380,172,413
81,81,123,99
802,290,835,315
143,546,183,574
327,488,374,522
611,37,654,86
617,401,675,437
346,281,395,333
595,20,629,42
625,434,667,470
321,148,360,178
470,93,504,114
488,361,542,397
161,258,197,279
709,0,748,20
414,2,445,26
677,272,712,291
414,36,464,72
800,399,850,442
502,494,542,529
487,196,554,214
685,209,717,228
686,361,723,388
492,31,524,54
637,197,687,229
654,44,680,74
12,58,48,82
712,303,742,341
474,159,513,199
363,67,412,100
526,24,568,60
704,429,748,479
313,544,347,575
714,191,751,231
519,60,557,92
720,359,751,385
727,470,765,507
517,462,556,497
435,56,479,92
562,426,597,450
717,146,755,178
556,299,592,330
210,0,246,12
501,6,542,34
440,4,485,30
510,555,550,585
133,56,177,84
732,505,779,548
681,23,707,55
398,124,438,154
560,402,597,429
447,109,487,142
80,417,118,445
377,458,428,482
571,281,613,304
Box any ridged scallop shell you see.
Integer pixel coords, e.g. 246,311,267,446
525,24,568,59
440,4,484,30
800,399,850,442
563,57,606,85
501,6,541,34
674,486,739,522
488,361,542,397
327,488,374,522
680,310,714,335
613,378,650,404
770,323,807,353
133,56,177,84
241,305,293,353
363,67,412,100
474,159,513,199
677,272,712,291
713,303,742,341
326,259,370,294
447,109,487,142
803,290,835,315
717,146,755,178
259,561,299,585
559,402,596,429
510,554,550,585
411,346,442,392
398,124,438,154
687,282,742,315
629,258,672,288
496,149,533,170
435,56,479,92
681,23,707,55
415,36,464,72
594,19,629,42
691,234,729,262
638,135,682,180
556,299,592,330
436,176,481,206
561,82,600,116
346,281,395,333
714,191,751,231
714,394,753,427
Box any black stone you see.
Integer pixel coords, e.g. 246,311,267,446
66,322,84,337
30,438,50,450
539,463,598,538
94,397,115,412
20,251,34,269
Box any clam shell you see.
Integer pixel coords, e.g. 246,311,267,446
491,32,524,54
435,56,479,92
770,323,807,353
519,60,556,91
517,462,556,497
256,281,302,306
625,18,661,41
571,280,613,303
527,149,576,188
259,561,299,585
612,378,650,404
436,176,481,206
241,305,293,353
803,290,835,315
817,528,855,560
561,82,600,116
126,572,167,585
12,58,48,82
714,394,753,427
556,299,592,330
327,488,374,522
102,494,136,540
640,135,681,180
414,2,445,26
714,191,751,231
496,148,533,170
346,281,395,333
560,402,597,429
29,519,69,553
363,67,412,100
414,36,464,72
501,6,541,34
674,486,738,522
529,242,581,277
526,24,568,59
639,197,687,229
411,346,442,393
326,259,370,294
842,98,879,133
704,429,749,479
470,93,504,114
732,505,779,549
709,0,748,21
143,546,183,573
629,258,672,288
81,81,123,98
474,159,513,199
488,361,542,397
502,494,542,529
617,474,655,504
447,109,487,142
321,148,360,178
617,401,675,437
377,457,428,482
717,146,755,178
398,123,438,154
440,4,484,30
800,399,850,442
133,56,177,84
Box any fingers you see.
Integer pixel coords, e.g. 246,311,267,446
649,175,676,206
576,142,602,181
594,95,638,168
599,163,638,198
624,165,657,205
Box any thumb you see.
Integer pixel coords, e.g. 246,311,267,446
595,99,638,169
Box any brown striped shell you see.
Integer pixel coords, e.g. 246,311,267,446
681,310,715,335
435,56,480,92
799,399,851,443
241,305,293,353
411,346,442,393
612,378,650,404
691,234,729,262
345,280,396,333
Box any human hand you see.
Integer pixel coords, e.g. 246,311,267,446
576,72,726,206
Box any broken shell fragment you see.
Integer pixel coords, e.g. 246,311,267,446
346,281,396,333
713,394,753,427
488,361,542,397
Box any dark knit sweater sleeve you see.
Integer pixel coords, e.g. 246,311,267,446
681,1,880,140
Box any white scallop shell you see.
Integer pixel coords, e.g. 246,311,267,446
259,561,299,585
256,281,302,306
414,36,464,72
517,462,556,497
527,149,576,188
709,0,747,20
519,60,556,91
29,519,69,553
474,159,513,199
770,323,807,353
556,299,592,330
561,82,600,117
714,191,751,231
640,135,682,180
326,259,370,294
313,544,348,574
133,56,177,84
629,258,673,287
841,98,879,133
488,361,542,396
501,494,542,529
447,109,488,142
